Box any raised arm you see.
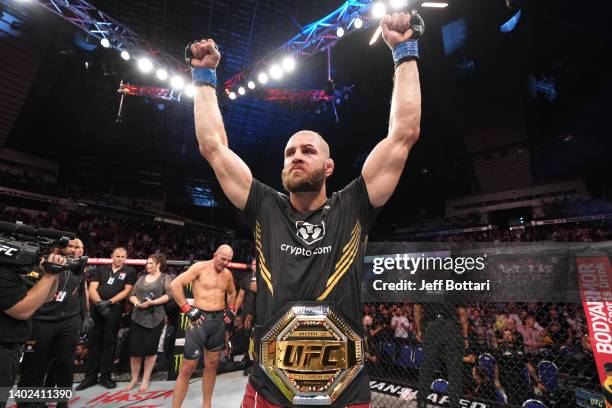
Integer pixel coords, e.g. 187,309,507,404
362,13,421,208
189,39,252,210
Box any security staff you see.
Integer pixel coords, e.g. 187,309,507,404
77,247,136,390
0,254,64,403
414,301,469,408
18,239,87,407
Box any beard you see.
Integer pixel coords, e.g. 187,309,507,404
281,164,326,193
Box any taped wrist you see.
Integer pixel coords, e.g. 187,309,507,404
192,67,217,88
392,40,419,67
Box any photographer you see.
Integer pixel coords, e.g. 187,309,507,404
78,247,136,390
0,253,64,388
18,239,87,406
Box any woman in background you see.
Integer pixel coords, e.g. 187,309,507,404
126,253,172,391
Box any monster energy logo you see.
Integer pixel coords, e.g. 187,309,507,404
180,313,189,331
174,354,184,373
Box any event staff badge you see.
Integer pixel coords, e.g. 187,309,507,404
258,302,364,405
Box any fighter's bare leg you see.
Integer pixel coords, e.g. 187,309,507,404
202,349,220,408
172,358,198,408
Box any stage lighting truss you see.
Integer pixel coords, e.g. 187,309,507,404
224,0,380,99
23,0,188,84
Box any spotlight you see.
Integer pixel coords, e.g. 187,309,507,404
238,86,246,95
281,56,296,72
184,84,196,97
258,72,269,84
421,2,448,7
100,38,111,48
336,27,345,37
228,91,237,100
354,17,363,29
137,57,153,73
390,0,407,9
247,80,256,89
156,69,168,81
371,2,386,18
120,50,130,60
170,75,185,90
269,64,283,80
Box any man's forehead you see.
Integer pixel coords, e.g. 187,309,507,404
286,132,321,149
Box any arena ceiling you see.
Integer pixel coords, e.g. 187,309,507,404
2,0,610,228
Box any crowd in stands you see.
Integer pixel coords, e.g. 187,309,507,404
539,197,612,219
0,204,255,266
363,302,597,406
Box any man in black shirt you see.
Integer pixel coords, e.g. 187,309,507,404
188,10,421,408
77,247,136,390
414,302,469,408
493,328,542,405
235,258,257,328
18,239,88,407
0,253,65,403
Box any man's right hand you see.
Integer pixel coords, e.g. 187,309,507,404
41,254,67,275
183,305,204,327
189,39,220,70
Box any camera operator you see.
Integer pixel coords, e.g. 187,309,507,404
0,254,65,389
17,239,87,406
77,247,135,390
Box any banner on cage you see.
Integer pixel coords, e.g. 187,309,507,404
370,379,492,408
575,256,612,403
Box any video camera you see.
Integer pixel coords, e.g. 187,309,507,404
0,221,88,275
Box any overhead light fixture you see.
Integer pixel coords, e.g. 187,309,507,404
336,27,345,37
120,50,130,60
258,72,269,84
156,69,168,81
137,57,153,73
170,75,185,89
422,2,448,7
100,38,110,48
228,91,237,100
354,18,363,29
281,56,296,72
238,86,246,95
371,2,386,18
247,80,256,89
184,84,196,97
269,64,283,80
390,0,408,9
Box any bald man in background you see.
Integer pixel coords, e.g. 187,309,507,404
170,244,237,408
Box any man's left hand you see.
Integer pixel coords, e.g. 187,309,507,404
224,307,236,328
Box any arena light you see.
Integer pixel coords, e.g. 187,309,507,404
184,84,196,97
247,80,256,89
238,86,246,95
390,0,408,9
120,50,130,61
354,17,363,29
100,38,110,48
170,75,185,90
269,64,283,80
137,57,153,73
156,68,168,81
336,27,345,37
422,2,448,7
228,91,237,100
281,56,296,72
371,2,386,18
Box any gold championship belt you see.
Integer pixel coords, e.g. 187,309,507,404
256,302,364,406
